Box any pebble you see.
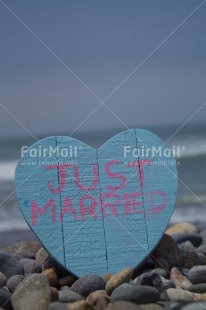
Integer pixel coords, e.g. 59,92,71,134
11,274,51,310
42,268,58,286
58,290,85,303
3,241,41,260
0,273,7,288
134,271,163,291
87,290,110,309
19,258,42,274
0,288,12,310
106,300,141,309
160,277,175,290
151,234,180,269
6,275,25,293
58,275,77,287
50,287,59,302
111,283,160,304
180,249,202,268
0,252,24,278
166,288,200,302
151,268,168,279
105,268,133,295
170,267,192,289
181,302,206,310
67,301,95,310
189,266,206,284
188,283,206,293
49,302,68,310
166,223,197,235
179,241,195,251
172,233,202,247
71,275,106,298
195,244,206,254
103,273,113,283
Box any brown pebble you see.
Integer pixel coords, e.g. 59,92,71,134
4,241,41,260
103,274,113,283
50,287,59,302
67,300,94,310
106,301,141,309
42,268,58,286
166,223,197,235
106,268,133,295
87,290,110,309
170,267,192,289
58,275,77,287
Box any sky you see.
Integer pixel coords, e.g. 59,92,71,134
0,0,206,139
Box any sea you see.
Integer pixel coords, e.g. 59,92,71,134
0,124,206,247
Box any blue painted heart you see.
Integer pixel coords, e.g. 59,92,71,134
15,129,178,277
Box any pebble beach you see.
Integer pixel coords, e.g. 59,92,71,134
1,222,206,309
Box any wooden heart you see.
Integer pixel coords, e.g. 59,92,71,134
15,129,178,277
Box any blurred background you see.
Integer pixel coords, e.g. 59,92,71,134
0,0,206,247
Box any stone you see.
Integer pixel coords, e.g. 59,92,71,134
138,304,162,310
151,268,168,279
166,288,200,302
0,252,24,278
58,290,85,303
180,250,202,268
50,287,59,302
49,302,68,310
0,273,7,289
87,290,110,309
151,234,180,269
111,283,160,304
71,275,105,298
103,274,113,283
0,288,12,310
58,275,77,287
181,268,190,277
198,253,206,265
6,275,25,293
153,258,170,271
170,267,192,289
181,302,206,310
160,277,175,290
106,300,141,309
11,274,51,310
196,244,206,254
189,266,206,284
3,241,41,260
134,271,163,291
188,283,206,293
166,223,197,235
105,268,133,295
179,241,195,251
19,258,42,274
42,268,58,286
172,233,202,247
67,301,95,310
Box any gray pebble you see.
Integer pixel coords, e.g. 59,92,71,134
6,275,25,293
11,274,51,310
19,258,42,274
188,283,206,293
152,268,169,279
0,288,12,310
58,290,85,302
0,252,24,278
181,302,206,310
111,283,160,304
49,302,68,310
106,300,142,310
181,268,190,277
134,271,164,291
189,265,206,284
0,272,7,288
172,233,202,247
71,275,105,297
